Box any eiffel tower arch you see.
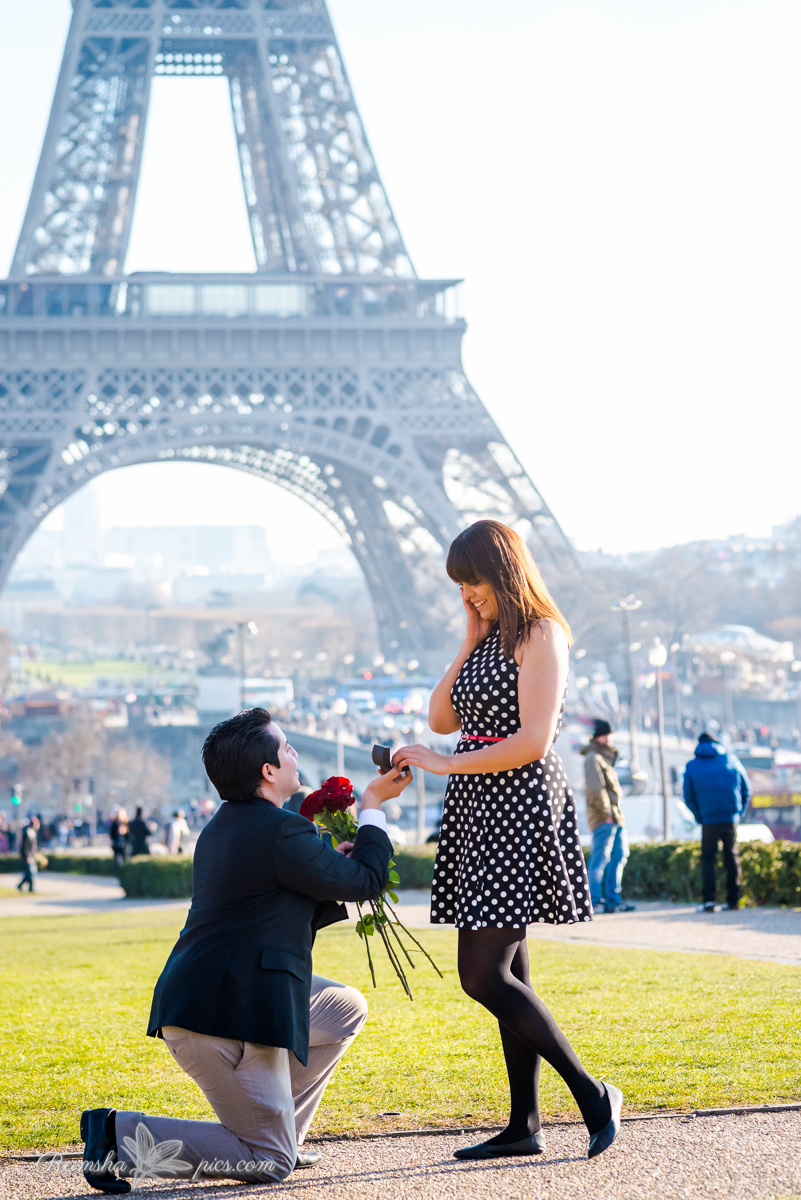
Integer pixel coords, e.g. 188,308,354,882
0,0,575,663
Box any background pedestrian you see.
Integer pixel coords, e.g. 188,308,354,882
17,815,40,893
165,809,190,855
128,806,152,857
582,720,635,914
109,808,129,870
683,732,751,912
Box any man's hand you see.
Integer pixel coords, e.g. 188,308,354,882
335,840,355,857
361,765,412,810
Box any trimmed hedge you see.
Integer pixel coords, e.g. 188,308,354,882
621,840,801,907
44,853,118,876
117,847,438,899
393,845,437,890
0,853,48,873
44,838,801,908
119,855,193,898
0,852,118,875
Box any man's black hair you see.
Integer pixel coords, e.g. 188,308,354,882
202,707,281,802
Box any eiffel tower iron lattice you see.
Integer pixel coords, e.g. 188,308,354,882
0,0,576,662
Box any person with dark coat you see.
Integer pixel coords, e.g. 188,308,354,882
17,816,39,892
79,708,409,1192
127,806,151,857
683,732,751,912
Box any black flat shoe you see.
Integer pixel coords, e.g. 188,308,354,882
588,1083,623,1159
454,1131,546,1160
80,1108,130,1193
295,1148,322,1168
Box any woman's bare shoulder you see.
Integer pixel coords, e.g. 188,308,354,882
516,618,568,665
534,616,565,639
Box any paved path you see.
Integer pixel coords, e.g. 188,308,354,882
0,872,188,918
4,876,801,965
367,893,801,966
4,1111,801,1199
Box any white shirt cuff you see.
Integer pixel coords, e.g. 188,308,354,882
358,808,388,834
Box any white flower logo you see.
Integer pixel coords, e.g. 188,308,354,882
120,1122,192,1189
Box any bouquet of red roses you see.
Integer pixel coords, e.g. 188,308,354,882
300,776,441,999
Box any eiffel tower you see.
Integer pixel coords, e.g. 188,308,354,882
0,0,575,664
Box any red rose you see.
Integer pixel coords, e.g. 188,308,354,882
321,776,351,795
318,776,354,812
299,790,326,821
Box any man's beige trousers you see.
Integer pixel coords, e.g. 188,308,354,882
116,975,367,1183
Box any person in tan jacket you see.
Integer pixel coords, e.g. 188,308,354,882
581,720,635,914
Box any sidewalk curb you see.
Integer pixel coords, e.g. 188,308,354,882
4,1101,800,1161
307,1101,801,1142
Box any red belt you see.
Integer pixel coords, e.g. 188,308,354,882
461,733,507,742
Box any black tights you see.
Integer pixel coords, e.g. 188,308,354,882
458,927,609,1142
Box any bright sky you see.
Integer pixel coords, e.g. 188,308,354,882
1,0,800,557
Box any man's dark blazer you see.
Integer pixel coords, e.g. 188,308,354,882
147,798,392,1064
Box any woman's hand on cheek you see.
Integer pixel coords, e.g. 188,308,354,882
461,588,492,645
462,589,485,645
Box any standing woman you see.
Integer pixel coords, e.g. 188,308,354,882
109,808,129,872
394,520,622,1161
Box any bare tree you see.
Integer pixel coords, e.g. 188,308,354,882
12,711,171,816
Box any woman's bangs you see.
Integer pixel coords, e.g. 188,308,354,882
446,537,483,585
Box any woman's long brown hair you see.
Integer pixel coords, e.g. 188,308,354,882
446,520,572,660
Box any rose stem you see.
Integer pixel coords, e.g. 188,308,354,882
356,902,377,988
384,906,415,968
370,900,412,999
383,901,444,978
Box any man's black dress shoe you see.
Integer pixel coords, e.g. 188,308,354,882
80,1108,131,1193
295,1148,322,1168
587,1083,623,1159
454,1131,546,1160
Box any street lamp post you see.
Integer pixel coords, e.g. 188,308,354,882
146,607,155,716
793,661,801,744
670,642,684,748
331,697,348,775
648,639,671,840
235,621,259,710
719,650,736,730
611,596,643,778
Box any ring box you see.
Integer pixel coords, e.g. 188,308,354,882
372,744,410,777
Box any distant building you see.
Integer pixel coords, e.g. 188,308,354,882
103,525,271,576
63,485,102,567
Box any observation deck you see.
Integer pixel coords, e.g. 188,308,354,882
0,275,465,370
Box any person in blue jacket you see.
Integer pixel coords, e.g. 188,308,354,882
683,732,751,912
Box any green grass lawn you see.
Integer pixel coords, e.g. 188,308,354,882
1,908,800,1151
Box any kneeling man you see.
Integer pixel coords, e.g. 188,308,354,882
81,707,406,1190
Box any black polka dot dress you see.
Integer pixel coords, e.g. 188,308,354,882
430,630,593,929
